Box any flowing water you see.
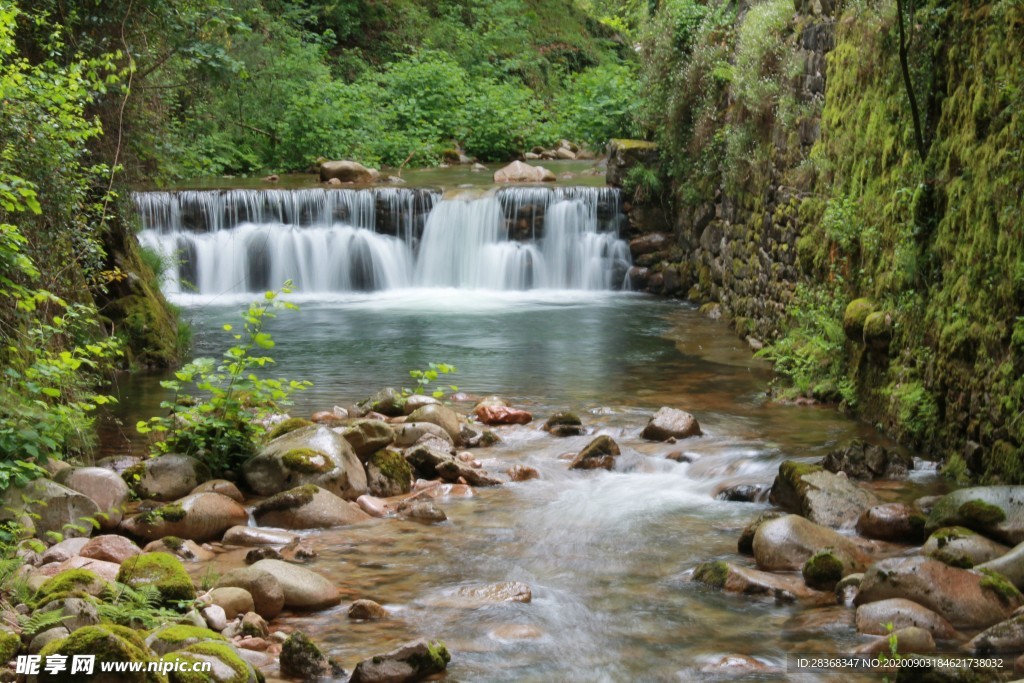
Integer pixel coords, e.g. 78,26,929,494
113,185,943,682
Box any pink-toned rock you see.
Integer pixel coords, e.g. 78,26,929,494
79,535,142,564
473,404,533,426
39,556,121,582
507,465,539,482
356,494,389,518
191,479,245,503
493,160,555,183
40,538,89,565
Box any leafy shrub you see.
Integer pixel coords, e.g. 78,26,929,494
557,62,641,150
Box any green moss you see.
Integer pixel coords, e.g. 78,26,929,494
117,552,196,604
958,499,1007,526
931,550,974,569
156,625,226,644
0,629,20,662
930,526,976,545
39,624,166,683
693,561,730,589
369,449,413,484
843,298,875,341
479,430,501,447
407,640,451,675
862,311,892,350
266,418,313,442
979,568,1022,605
281,448,332,474
163,641,250,683
802,550,844,590
33,569,107,607
280,630,327,680
138,502,187,526
253,484,319,514
162,535,185,551
611,138,658,151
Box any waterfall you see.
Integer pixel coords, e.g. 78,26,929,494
133,186,630,297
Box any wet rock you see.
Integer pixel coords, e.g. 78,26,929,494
569,435,621,471
142,537,214,562
738,510,786,554
474,404,533,426
924,527,1010,568
39,624,165,679
319,159,380,184
507,465,540,482
543,412,584,437
366,448,413,497
641,407,702,441
349,599,389,620
769,460,879,529
629,232,671,258
191,479,245,503
692,561,831,605
248,558,341,610
978,541,1024,589
461,424,500,448
802,549,848,591
855,556,1022,629
925,486,1024,545
392,421,454,449
0,479,100,539
360,387,406,417
40,538,89,565
202,604,228,631
122,454,211,502
240,612,269,638
216,567,286,620
835,573,863,607
967,614,1024,653
245,548,282,564
37,556,121,582
856,598,958,640
79,535,142,564
436,459,502,486
753,514,869,572
405,444,457,480
253,484,371,529
715,484,769,503
457,581,532,605
243,424,367,500
222,526,298,547
407,404,462,445
857,503,926,542
121,492,247,542
356,494,389,517
854,626,935,655
202,587,255,620
821,439,913,480
402,394,441,415
397,500,448,524
493,160,555,183
343,420,396,460
280,630,339,680
95,455,141,475
54,466,130,530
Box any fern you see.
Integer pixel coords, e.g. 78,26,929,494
98,582,184,629
20,608,68,637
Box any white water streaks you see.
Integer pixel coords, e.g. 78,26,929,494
133,186,631,298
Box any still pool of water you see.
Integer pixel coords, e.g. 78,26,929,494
106,290,938,681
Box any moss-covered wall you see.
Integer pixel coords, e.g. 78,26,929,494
647,0,1024,481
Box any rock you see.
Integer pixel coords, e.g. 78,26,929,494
691,561,831,605
854,626,935,655
40,537,90,565
715,484,770,503
392,421,454,448
863,311,893,350
629,232,671,258
79,535,142,564
606,139,659,187
979,541,1024,589
641,407,702,441
222,526,298,547
95,455,141,475
835,573,863,606
699,654,769,675
365,448,413,497
240,612,269,638
160,641,261,683
542,412,584,437
191,479,245,503
822,439,914,480
117,552,196,603
405,444,457,479
202,604,228,632
356,494,389,517
802,549,849,590
967,614,1024,653
121,492,247,542
242,424,367,500
203,587,255,620
855,556,1022,629
0,479,100,539
38,624,164,681
122,454,211,502
253,484,371,529
343,420,396,460
142,537,214,562
473,404,533,426
925,486,1024,545
397,501,447,524
857,503,926,542
924,527,1010,567
752,514,869,572
36,597,101,632
493,160,555,183
319,160,380,184
843,298,876,341
855,598,958,639
435,459,502,486
350,639,450,683
37,556,121,582
402,394,440,415
349,599,389,620
245,547,282,564
507,465,540,482
216,567,286,620
555,147,576,160
248,558,341,610
738,510,787,554
54,466,130,530
769,460,879,529
570,435,621,471
406,404,462,444
33,568,109,607
29,626,70,654
360,387,406,417
456,581,531,605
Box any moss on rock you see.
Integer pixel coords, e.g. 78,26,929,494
979,568,1022,605
692,561,730,589
843,298,875,341
802,549,845,590
266,418,314,442
117,552,196,604
33,569,108,608
162,641,252,683
408,640,451,675
253,484,319,515
369,449,412,484
0,628,20,663
39,624,166,683
958,500,1007,526
280,630,330,680
281,448,332,474
138,502,187,526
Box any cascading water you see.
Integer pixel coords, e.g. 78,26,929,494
133,186,631,298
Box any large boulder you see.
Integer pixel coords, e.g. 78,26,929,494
145,624,226,656
821,439,913,480
855,598,958,640
752,514,869,572
117,552,196,603
966,614,1024,653
242,425,367,500
123,454,211,502
121,492,247,542
856,503,926,542
342,420,396,460
978,541,1024,589
54,466,130,530
350,639,450,683
606,139,659,188
252,484,371,529
569,435,620,471
0,479,100,539
855,556,1022,629
319,160,380,184
247,559,341,610
79,535,142,565
202,587,255,620
640,407,702,441
38,624,163,683
216,567,285,620
925,486,1024,545
924,527,1010,568
406,404,462,445
365,449,413,497
392,422,454,448
493,160,555,183
769,460,878,529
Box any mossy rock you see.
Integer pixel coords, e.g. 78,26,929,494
280,631,332,680
33,569,109,608
692,561,730,589
802,550,845,590
161,641,258,683
118,552,196,604
0,628,20,663
280,448,333,474
843,298,875,341
39,624,166,683
137,502,188,526
979,568,1023,605
925,486,1024,545
543,412,584,437
252,484,319,515
366,448,413,497
146,624,226,656
862,311,893,351
266,418,313,442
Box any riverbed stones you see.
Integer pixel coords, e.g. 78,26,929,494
392,421,454,449
191,479,245,503
162,641,261,683
978,541,1024,589
364,448,413,497
40,538,89,565
925,486,1024,545
78,535,142,565
252,484,371,529
319,160,380,184
507,465,540,481
342,420,396,460
122,492,247,542
242,425,367,500
752,514,869,573
854,626,936,655
966,614,1024,653
855,556,1022,629
924,527,1010,567
38,624,163,682
407,404,462,444
216,567,286,619
405,444,458,479
54,466,130,530
543,412,584,437
145,624,226,656
202,587,255,620
142,538,215,562
473,404,533,425
349,599,389,620
641,407,702,441
247,559,341,610
123,454,212,502
570,435,621,470
738,510,786,554
769,460,878,529
493,160,555,183
691,561,831,605
222,526,298,547
436,459,502,486
822,439,913,480
855,598,958,639
0,479,100,539
856,503,926,542
397,500,447,524
350,638,450,683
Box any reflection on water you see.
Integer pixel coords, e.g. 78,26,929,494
107,291,930,681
